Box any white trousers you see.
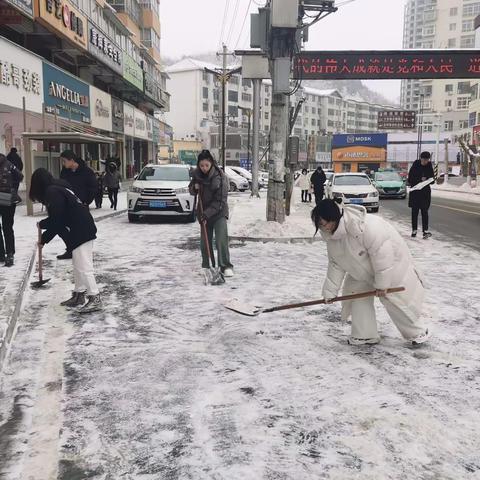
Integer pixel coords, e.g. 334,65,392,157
341,266,427,340
72,241,99,296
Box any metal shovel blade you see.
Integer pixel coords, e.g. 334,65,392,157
31,278,51,289
224,299,262,316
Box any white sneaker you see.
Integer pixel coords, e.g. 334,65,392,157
222,268,234,278
411,329,429,346
348,336,380,346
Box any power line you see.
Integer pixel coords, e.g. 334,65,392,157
234,0,253,49
225,0,241,46
218,0,231,48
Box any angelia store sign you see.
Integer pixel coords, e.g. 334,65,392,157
43,62,90,123
294,50,480,80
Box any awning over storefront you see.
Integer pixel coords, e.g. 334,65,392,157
22,131,115,215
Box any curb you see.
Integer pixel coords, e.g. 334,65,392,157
0,208,127,373
229,235,320,244
432,187,480,196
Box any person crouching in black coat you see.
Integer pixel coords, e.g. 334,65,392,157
408,151,435,239
29,168,103,313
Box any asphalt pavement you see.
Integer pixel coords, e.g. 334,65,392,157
380,193,480,252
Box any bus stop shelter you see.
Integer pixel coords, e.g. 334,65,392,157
22,132,115,216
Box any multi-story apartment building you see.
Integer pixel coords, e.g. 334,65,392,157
401,0,477,137
166,58,400,166
0,0,170,178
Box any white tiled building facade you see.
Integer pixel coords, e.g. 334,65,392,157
401,0,477,137
166,58,400,165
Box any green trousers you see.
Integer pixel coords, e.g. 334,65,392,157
200,216,233,269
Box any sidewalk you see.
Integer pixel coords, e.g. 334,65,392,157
0,191,128,370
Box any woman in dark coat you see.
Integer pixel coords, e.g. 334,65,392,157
188,150,234,277
408,151,435,239
29,168,102,313
103,162,121,210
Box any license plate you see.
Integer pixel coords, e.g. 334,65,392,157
150,200,167,208
350,199,363,204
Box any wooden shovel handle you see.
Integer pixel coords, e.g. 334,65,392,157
263,287,405,313
37,224,43,281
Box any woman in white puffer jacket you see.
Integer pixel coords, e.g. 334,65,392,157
311,198,429,346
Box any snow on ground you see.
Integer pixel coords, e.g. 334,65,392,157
0,191,480,479
431,184,480,204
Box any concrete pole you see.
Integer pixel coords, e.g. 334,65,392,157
251,79,261,198
434,118,440,178
23,136,33,216
221,44,227,169
267,78,287,223
444,138,449,185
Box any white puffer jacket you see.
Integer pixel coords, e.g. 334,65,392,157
321,204,413,298
295,173,310,190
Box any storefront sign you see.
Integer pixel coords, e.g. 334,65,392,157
144,71,160,102
88,22,122,75
43,62,90,123
123,53,143,90
90,85,112,131
294,50,480,80
123,102,134,136
146,115,153,141
2,0,34,19
134,108,147,139
0,37,43,113
111,97,124,133
35,0,87,51
331,133,387,163
378,111,416,130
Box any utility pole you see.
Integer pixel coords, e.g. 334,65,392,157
251,78,261,197
444,138,449,185
205,45,239,169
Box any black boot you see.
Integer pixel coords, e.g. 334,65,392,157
60,291,86,307
4,254,14,267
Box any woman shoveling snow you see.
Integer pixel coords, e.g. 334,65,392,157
312,198,429,346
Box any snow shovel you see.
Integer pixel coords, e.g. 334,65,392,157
224,287,405,316
31,224,50,289
197,188,224,286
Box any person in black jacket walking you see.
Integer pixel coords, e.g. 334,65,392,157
29,168,103,313
104,162,121,210
408,151,435,239
0,154,23,266
6,148,23,173
310,166,327,205
189,150,233,277
57,150,97,260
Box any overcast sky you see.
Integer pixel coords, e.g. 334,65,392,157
160,0,408,102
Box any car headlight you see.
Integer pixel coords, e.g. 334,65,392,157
176,187,190,194
399,185,406,191
369,191,379,198
332,192,343,198
130,186,142,193
377,188,384,193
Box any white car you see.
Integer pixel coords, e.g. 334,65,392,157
230,166,268,190
224,167,250,192
325,172,379,213
127,164,196,222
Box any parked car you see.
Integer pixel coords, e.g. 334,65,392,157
127,164,196,223
229,166,252,189
325,171,334,185
224,167,250,192
325,172,379,213
373,170,407,199
259,171,269,188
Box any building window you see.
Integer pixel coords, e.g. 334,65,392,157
264,98,269,106
450,7,457,16
229,76,239,85
457,97,470,110
462,20,474,32
444,121,453,131
311,118,316,126
445,84,453,93
445,99,452,107
449,23,456,31
460,36,475,48
423,25,435,36
242,79,252,88
203,87,209,99
264,112,269,120
328,109,335,116
311,107,316,114
342,163,351,172
202,103,209,112
457,82,471,95
242,92,252,102
459,120,469,129
328,97,335,105
228,105,238,117
463,3,480,16
228,90,238,102
304,106,309,113
448,38,456,48
203,72,210,83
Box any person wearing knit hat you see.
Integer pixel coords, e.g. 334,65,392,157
311,199,429,347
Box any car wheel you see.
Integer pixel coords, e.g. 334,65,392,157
128,213,139,223
371,207,379,213
229,182,238,192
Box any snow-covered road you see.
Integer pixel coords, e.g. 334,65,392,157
1,202,480,479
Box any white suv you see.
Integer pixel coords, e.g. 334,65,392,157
224,167,249,192
325,172,379,213
127,164,196,222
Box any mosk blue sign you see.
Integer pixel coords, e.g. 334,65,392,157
332,133,387,148
43,62,90,123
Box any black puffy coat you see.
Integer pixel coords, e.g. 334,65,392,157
408,159,435,209
60,158,97,205
39,184,97,251
6,150,23,172
189,164,229,224
310,168,327,193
